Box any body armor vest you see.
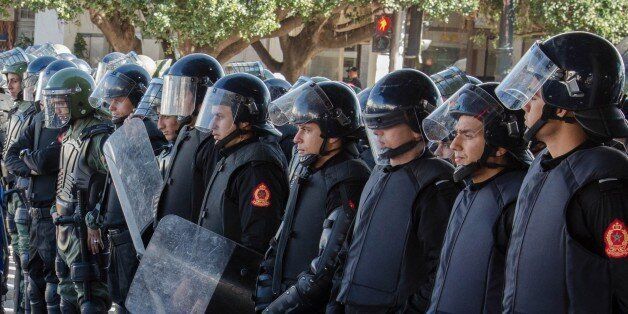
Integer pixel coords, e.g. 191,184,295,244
502,146,628,313
28,112,62,207
2,101,36,182
156,126,208,223
428,170,526,313
56,118,111,250
275,157,370,288
338,153,454,307
198,140,286,243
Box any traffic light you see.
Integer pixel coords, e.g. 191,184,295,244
372,14,393,53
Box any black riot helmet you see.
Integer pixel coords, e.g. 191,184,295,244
195,73,279,138
424,82,532,181
35,59,77,103
269,80,362,139
269,79,363,166
161,53,224,121
363,69,441,164
430,66,471,99
496,31,627,140
23,56,57,102
264,78,292,101
89,63,150,123
364,69,440,133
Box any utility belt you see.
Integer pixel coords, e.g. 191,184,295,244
107,228,132,247
29,207,53,220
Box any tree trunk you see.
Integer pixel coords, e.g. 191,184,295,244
88,9,142,53
494,0,515,80
465,16,477,75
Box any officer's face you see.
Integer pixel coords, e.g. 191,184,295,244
108,97,134,120
210,105,236,141
450,116,485,166
523,90,545,131
294,122,325,156
157,115,180,141
7,73,22,99
372,123,420,150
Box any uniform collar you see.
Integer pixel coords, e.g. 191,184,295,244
540,139,600,171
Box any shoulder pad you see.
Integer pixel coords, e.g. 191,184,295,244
79,124,114,141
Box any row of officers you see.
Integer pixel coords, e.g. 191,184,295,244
0,30,626,313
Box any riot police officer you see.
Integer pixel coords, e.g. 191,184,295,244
1,47,36,312
88,63,167,313
196,73,289,253
328,69,460,313
264,78,295,163
495,32,628,313
42,68,112,313
422,83,532,313
154,53,223,227
4,57,70,313
255,80,371,312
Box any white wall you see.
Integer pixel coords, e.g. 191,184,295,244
33,10,64,45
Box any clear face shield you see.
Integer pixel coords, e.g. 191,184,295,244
134,77,163,120
22,72,39,102
31,43,58,58
495,42,558,110
0,48,29,67
89,71,145,112
268,80,335,127
160,75,202,118
95,52,142,85
195,87,257,136
423,84,504,163
41,87,79,129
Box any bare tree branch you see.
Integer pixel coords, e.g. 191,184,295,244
251,41,282,72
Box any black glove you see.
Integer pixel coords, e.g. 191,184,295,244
254,273,274,312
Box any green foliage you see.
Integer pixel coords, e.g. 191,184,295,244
73,33,88,59
15,33,34,49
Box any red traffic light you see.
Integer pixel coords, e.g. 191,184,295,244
375,15,392,34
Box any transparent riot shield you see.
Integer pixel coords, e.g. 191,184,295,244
126,215,262,313
102,118,163,256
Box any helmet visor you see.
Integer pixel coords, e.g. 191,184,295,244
31,44,58,58
160,75,198,118
365,127,392,165
94,62,107,85
495,42,558,110
22,74,39,102
0,48,29,67
134,78,163,118
89,71,144,111
423,84,503,143
42,94,71,128
106,52,142,72
268,81,335,126
195,87,256,133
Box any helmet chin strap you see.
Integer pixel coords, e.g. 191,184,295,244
215,127,243,151
379,139,420,159
299,136,341,168
523,105,577,142
453,145,510,182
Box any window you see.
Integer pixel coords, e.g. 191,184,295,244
19,8,35,20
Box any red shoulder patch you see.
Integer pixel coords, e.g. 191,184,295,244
348,200,356,210
251,182,271,207
604,219,628,259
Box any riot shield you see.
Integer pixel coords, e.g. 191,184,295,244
126,215,261,313
102,118,163,256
